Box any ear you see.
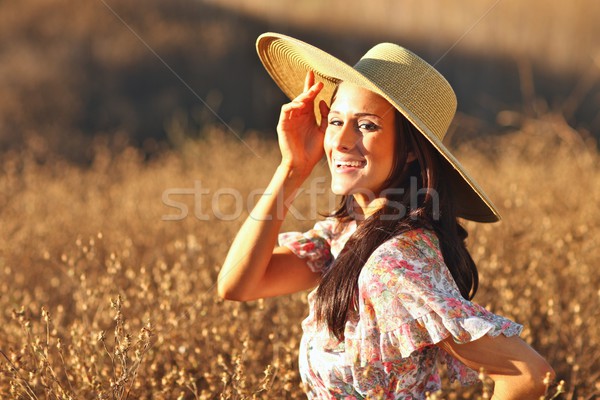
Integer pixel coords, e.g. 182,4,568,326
406,151,417,163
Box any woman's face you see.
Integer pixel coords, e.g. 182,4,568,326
324,83,397,205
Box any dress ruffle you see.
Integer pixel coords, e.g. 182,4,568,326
277,219,335,273
278,218,357,274
380,305,523,360
342,306,522,386
278,231,331,273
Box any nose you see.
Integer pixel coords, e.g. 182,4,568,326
329,123,357,152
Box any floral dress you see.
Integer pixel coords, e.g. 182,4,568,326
278,218,522,399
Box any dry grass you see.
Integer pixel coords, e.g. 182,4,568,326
1,0,598,398
0,114,598,398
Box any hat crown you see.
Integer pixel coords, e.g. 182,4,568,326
353,43,457,141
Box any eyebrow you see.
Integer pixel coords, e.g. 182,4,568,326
328,110,383,119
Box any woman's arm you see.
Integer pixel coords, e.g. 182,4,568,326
438,334,555,399
217,165,321,301
217,71,329,301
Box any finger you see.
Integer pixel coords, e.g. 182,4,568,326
311,80,324,95
294,81,324,103
279,101,307,122
318,100,330,131
303,70,315,92
281,100,307,111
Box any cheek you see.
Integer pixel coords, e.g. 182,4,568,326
323,130,336,158
381,127,396,161
323,132,331,151
367,138,395,173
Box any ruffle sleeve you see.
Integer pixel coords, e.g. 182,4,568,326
346,229,522,384
278,218,336,274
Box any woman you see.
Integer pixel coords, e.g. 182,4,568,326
218,33,554,399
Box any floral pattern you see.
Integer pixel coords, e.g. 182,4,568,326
279,218,523,399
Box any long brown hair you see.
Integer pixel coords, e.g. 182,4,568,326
314,110,478,341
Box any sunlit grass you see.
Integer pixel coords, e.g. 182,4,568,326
0,115,598,398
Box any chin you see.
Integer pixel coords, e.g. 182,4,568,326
330,183,352,196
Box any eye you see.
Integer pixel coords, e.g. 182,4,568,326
328,119,343,127
358,121,379,131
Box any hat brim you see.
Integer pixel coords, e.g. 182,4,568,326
256,32,500,223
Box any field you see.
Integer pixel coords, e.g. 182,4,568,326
0,113,599,399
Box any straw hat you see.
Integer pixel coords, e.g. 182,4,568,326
256,32,500,223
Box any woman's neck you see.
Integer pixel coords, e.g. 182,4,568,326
351,194,387,220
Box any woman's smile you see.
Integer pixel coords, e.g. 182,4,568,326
332,157,367,172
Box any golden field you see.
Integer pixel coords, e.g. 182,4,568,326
1,0,599,398
0,113,598,399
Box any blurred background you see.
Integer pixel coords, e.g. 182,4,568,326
0,0,598,161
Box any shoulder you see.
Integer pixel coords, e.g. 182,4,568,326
370,228,443,267
279,217,339,243
312,216,337,232
310,217,357,249
360,228,449,286
308,216,349,235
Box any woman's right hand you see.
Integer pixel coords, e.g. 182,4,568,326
276,71,330,180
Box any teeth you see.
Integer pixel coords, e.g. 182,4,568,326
335,159,364,168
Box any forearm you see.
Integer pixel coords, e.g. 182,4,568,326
490,376,548,400
217,165,306,300
488,343,555,399
439,335,554,400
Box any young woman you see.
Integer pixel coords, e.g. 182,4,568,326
218,33,554,399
